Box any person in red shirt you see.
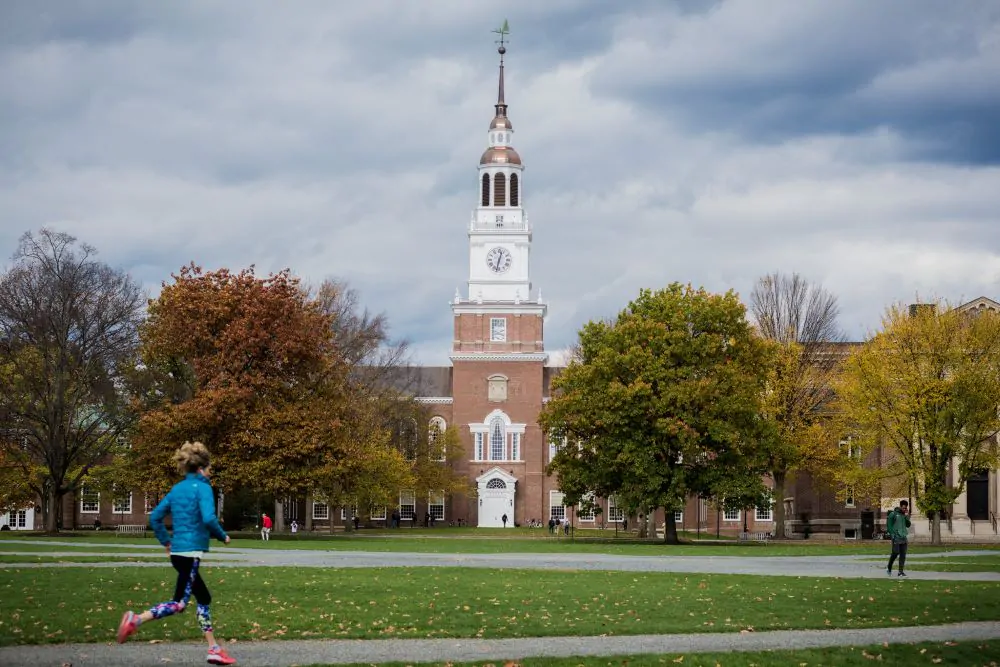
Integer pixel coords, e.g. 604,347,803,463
261,513,272,541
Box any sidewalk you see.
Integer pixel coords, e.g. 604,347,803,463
2,621,998,667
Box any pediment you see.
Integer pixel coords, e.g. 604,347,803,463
955,296,1000,314
475,466,518,486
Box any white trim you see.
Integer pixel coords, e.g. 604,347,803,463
723,508,741,522
312,502,329,520
451,303,547,317
450,353,548,362
79,486,100,514
414,397,453,405
112,492,132,515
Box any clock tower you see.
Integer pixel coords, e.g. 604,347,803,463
448,29,550,529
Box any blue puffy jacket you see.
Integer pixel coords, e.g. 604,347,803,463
149,472,228,552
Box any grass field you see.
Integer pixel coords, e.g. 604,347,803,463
303,640,1000,666
4,531,999,557
1,565,997,646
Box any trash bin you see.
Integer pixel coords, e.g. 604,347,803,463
861,511,875,540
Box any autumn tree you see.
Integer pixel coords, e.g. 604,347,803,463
540,283,774,544
750,272,845,538
833,301,1000,544
131,265,342,497
0,229,145,532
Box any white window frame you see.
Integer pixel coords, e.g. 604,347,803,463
673,510,683,523
549,490,566,522
756,494,774,521
723,508,741,522
112,491,132,515
428,491,445,521
371,505,387,521
341,505,357,521
399,490,416,521
80,486,100,514
845,486,856,508
490,317,507,342
607,496,624,523
15,509,27,528
144,493,160,514
474,432,485,461
312,501,329,520
489,417,505,461
511,432,520,461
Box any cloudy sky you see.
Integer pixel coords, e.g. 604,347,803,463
1,1,999,365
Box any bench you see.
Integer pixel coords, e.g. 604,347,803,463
116,524,147,537
738,530,771,544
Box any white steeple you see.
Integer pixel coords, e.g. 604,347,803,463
461,31,540,309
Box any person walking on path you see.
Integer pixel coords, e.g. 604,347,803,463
115,441,236,665
261,513,272,541
886,499,912,577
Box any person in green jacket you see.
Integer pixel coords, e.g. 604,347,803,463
886,499,911,577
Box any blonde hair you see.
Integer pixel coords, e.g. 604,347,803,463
173,441,211,474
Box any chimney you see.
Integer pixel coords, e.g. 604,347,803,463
908,303,935,317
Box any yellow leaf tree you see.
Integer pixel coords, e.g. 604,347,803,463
750,272,845,539
833,301,1000,545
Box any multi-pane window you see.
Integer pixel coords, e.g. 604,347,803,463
14,509,27,528
80,486,100,514
341,505,358,521
511,433,520,461
723,508,741,522
756,504,773,521
475,432,485,461
490,418,505,461
399,491,416,521
112,491,132,515
312,502,329,520
845,486,855,508
673,510,683,523
144,494,160,514
371,505,387,521
429,417,447,461
428,491,445,521
549,491,566,522
578,494,595,522
548,435,563,463
607,497,624,522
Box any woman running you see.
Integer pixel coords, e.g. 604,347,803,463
116,441,236,665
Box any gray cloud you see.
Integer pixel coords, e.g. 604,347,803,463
1,1,999,364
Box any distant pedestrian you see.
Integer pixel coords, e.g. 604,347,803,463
501,513,508,528
886,500,912,577
115,441,235,665
261,513,272,541
290,520,298,534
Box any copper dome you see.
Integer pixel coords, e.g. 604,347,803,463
490,114,513,130
480,146,522,165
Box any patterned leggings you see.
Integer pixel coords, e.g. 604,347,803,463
148,555,213,632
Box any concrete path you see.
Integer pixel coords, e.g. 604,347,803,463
2,540,999,580
1,621,998,666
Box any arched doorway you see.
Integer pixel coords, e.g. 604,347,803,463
475,467,517,528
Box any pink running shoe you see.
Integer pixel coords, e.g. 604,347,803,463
207,645,237,665
116,611,138,644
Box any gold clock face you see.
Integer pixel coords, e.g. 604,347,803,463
486,246,512,273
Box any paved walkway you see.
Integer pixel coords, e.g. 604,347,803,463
2,540,999,580
1,621,998,666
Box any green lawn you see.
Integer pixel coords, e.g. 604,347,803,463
302,641,999,666
0,555,163,563
1,566,997,646
5,531,999,557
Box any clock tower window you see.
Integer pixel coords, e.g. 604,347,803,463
509,173,519,206
481,173,490,206
493,173,506,206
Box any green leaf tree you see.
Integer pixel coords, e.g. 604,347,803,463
833,301,1000,544
539,283,774,544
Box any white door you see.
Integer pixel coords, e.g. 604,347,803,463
479,495,507,528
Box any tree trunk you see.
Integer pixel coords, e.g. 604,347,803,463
931,510,941,545
772,471,787,539
45,486,61,533
636,514,647,539
274,499,284,533
663,510,680,544
646,511,657,541
305,492,313,532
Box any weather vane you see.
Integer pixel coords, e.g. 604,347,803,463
493,19,510,54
